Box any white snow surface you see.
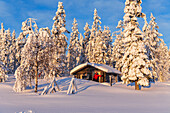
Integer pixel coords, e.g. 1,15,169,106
70,62,122,75
0,74,170,113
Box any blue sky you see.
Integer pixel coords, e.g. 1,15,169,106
0,0,170,47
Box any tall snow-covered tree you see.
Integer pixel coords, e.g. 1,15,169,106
86,9,102,63
93,27,107,64
15,18,37,69
0,26,11,74
14,18,44,92
143,13,163,80
113,20,125,70
77,33,86,64
14,19,57,92
102,26,113,66
51,2,69,76
85,9,112,65
67,18,79,72
156,39,170,82
83,22,91,62
0,23,5,55
0,23,17,75
121,0,152,90
15,32,27,69
9,30,17,73
38,28,54,80
0,61,8,82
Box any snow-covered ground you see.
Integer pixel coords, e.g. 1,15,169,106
0,75,170,113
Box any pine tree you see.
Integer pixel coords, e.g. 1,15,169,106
67,18,79,72
83,22,91,62
143,13,163,80
113,20,125,70
0,25,11,74
38,27,58,80
102,26,113,66
0,61,8,82
156,39,170,82
86,9,102,63
121,0,152,89
51,2,69,76
93,27,107,64
0,23,5,55
9,30,17,73
77,33,86,64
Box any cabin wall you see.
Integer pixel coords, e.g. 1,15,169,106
73,66,120,83
74,66,95,80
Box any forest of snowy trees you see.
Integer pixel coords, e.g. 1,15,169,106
0,0,169,92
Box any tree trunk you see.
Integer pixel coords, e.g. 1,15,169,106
159,72,163,82
34,60,38,93
109,75,112,86
13,55,17,73
135,80,140,90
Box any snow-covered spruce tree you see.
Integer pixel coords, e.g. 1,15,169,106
51,2,69,76
143,13,163,81
38,27,59,80
156,39,170,82
121,0,152,90
67,18,79,72
77,33,86,65
0,23,5,54
0,61,8,82
93,27,107,64
15,32,27,69
86,9,102,63
113,20,125,71
9,30,17,73
0,26,11,74
0,23,8,81
102,26,113,66
83,22,91,62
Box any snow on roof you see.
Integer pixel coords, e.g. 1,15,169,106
70,62,122,75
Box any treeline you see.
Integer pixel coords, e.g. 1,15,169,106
0,1,169,92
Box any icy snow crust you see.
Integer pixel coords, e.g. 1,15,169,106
0,75,170,113
70,62,122,75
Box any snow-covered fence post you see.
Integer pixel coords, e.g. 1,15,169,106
67,77,77,95
41,86,48,95
53,78,60,91
41,77,60,95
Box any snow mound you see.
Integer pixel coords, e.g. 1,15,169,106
16,110,34,113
